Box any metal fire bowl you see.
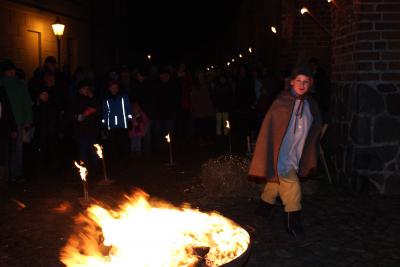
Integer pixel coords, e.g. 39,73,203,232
218,237,252,267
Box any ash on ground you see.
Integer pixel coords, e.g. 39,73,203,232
199,155,260,201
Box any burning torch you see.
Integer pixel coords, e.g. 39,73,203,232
93,144,110,184
165,133,174,165
74,161,89,201
225,120,232,154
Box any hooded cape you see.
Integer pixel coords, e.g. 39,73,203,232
248,90,321,182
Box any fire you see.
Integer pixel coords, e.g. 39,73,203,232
225,120,230,129
60,190,250,267
165,133,171,143
74,161,88,182
93,144,104,159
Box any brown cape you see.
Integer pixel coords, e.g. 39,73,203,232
248,90,322,183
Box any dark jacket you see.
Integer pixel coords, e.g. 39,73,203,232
248,90,321,182
73,94,100,138
0,87,17,144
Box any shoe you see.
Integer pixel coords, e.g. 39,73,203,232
254,200,274,218
285,211,303,237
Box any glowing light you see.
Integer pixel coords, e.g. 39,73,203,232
60,190,250,267
231,58,235,63
74,161,87,182
248,47,253,53
93,144,103,159
300,7,309,15
227,62,231,66
165,133,171,143
239,54,243,58
52,16,65,38
206,67,210,71
225,120,230,129
147,54,151,60
271,26,277,34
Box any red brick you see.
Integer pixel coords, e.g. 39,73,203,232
357,22,374,31
388,41,400,49
382,52,400,59
382,32,400,39
355,4,375,12
376,4,400,12
375,62,387,70
356,62,373,70
374,41,387,50
375,23,400,30
389,62,400,70
358,73,380,81
355,42,373,50
382,13,400,21
354,52,380,60
357,32,381,40
358,13,381,21
381,73,400,80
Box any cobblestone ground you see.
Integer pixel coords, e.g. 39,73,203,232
1,147,400,267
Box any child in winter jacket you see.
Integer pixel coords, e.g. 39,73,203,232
129,102,149,155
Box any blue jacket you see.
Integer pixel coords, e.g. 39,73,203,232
102,93,132,129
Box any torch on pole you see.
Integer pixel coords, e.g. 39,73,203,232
165,133,174,166
225,120,232,154
74,161,89,202
93,144,113,185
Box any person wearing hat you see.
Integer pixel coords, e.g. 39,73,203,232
248,64,322,237
0,60,32,182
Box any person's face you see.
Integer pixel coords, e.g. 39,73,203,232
46,62,57,72
39,91,49,102
44,74,55,87
160,73,170,82
3,69,16,77
79,86,91,97
108,84,119,95
290,75,313,96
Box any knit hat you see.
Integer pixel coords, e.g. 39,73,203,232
290,63,313,79
1,60,17,72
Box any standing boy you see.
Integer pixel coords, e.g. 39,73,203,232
249,65,322,237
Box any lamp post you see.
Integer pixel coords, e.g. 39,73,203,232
52,16,65,70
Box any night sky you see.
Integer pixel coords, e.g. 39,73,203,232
126,0,243,66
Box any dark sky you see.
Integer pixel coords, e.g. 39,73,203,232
125,1,243,66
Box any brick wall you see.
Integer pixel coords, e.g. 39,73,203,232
279,0,332,71
331,0,400,194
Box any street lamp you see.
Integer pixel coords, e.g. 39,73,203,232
52,16,65,69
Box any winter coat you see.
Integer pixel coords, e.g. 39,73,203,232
102,93,132,130
0,76,32,127
248,90,322,182
0,87,16,145
129,110,149,137
73,94,100,139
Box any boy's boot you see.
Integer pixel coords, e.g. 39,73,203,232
285,211,303,237
254,200,274,218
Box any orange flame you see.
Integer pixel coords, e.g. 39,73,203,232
74,161,88,182
225,120,230,129
13,199,26,210
53,201,72,213
60,190,250,267
165,133,171,143
93,144,103,159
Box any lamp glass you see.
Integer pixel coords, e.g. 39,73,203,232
52,22,65,37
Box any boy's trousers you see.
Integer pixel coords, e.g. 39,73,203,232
261,169,302,212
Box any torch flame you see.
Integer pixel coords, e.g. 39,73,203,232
300,7,309,15
93,144,103,159
74,161,88,182
60,190,250,267
225,120,230,129
165,133,171,143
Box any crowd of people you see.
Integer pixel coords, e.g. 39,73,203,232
0,56,330,186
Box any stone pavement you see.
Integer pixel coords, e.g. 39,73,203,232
1,149,400,267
